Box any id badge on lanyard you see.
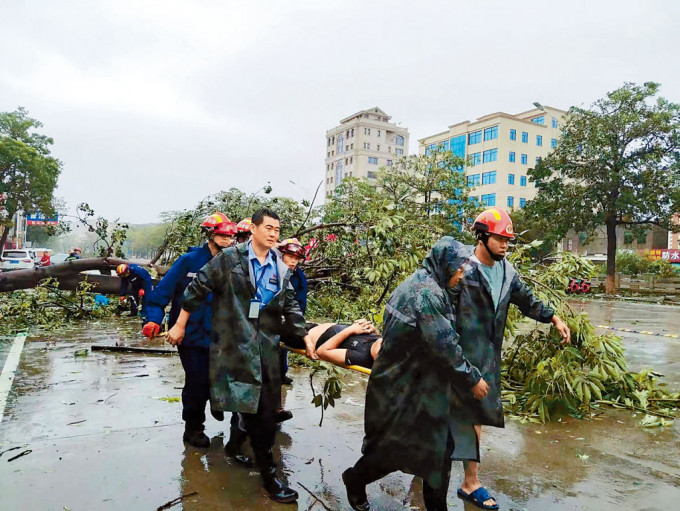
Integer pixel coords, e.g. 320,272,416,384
249,299,261,319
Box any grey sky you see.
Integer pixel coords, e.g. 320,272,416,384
1,0,679,224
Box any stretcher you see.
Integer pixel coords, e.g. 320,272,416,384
281,344,372,375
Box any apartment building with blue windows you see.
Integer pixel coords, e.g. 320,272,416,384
418,104,566,212
325,107,410,197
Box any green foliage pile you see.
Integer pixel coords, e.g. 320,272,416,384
0,278,115,335
502,242,678,424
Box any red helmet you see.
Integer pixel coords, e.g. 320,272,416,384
472,208,514,239
279,238,306,261
201,212,231,234
213,221,238,236
116,263,130,276
236,218,252,235
73,247,82,253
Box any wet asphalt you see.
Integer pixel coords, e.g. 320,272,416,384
0,301,678,510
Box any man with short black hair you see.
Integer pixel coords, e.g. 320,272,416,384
167,208,316,504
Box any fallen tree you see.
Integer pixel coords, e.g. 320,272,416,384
0,257,154,293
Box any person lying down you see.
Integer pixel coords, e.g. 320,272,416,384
282,319,383,369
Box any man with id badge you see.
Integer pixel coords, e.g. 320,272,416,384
167,208,316,504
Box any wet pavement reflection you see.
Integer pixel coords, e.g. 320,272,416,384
0,304,679,510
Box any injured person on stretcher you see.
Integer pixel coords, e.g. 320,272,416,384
283,319,383,369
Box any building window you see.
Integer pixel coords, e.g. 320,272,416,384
364,128,371,135
395,135,404,146
450,135,466,158
507,196,514,207
482,171,497,185
535,157,541,165
482,148,497,163
508,173,515,185
481,193,496,206
364,142,370,149
335,161,343,186
337,135,344,153
469,152,481,166
345,158,348,165
368,157,378,164
551,138,557,148
509,151,516,163
483,126,498,141
531,115,545,125
350,157,353,164
346,130,350,138
367,171,377,179
519,198,526,208
521,154,528,165
468,131,482,145
520,176,527,187
510,129,516,141
536,135,543,146
521,131,528,143
552,117,558,129
377,144,380,151
395,148,403,156
377,130,381,137
328,138,331,147
386,159,392,166
467,174,480,187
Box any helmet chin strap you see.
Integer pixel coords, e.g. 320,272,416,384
479,233,505,262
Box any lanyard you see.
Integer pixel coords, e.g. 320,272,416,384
251,258,276,292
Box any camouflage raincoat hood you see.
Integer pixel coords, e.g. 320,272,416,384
422,237,473,289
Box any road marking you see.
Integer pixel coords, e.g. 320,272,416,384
0,332,27,424
596,325,680,339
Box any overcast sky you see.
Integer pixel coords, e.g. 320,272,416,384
1,0,679,224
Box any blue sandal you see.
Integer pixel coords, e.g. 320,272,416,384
457,487,499,510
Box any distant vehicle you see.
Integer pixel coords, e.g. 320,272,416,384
0,249,36,271
50,253,70,265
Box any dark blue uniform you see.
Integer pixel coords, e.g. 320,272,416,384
119,263,153,320
146,244,214,432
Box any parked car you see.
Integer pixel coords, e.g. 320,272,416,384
0,249,37,271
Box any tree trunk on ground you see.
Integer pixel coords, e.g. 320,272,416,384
0,257,148,293
605,218,618,295
149,240,168,265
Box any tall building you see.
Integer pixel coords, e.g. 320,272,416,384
418,105,566,212
325,107,409,198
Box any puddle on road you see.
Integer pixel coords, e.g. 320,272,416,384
1,313,679,509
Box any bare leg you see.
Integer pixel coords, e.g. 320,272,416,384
461,426,496,507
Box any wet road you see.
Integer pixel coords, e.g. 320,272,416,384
0,302,678,510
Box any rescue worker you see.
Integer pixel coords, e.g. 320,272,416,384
116,263,153,320
166,208,316,504
65,247,82,260
143,213,239,449
235,217,253,244
278,237,308,386
342,238,479,511
451,208,571,510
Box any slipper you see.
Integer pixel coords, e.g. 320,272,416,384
457,487,499,510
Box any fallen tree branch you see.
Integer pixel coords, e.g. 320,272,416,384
156,491,199,511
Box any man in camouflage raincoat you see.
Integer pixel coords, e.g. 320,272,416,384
343,237,486,511
166,208,315,504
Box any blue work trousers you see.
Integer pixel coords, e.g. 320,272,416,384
177,346,210,431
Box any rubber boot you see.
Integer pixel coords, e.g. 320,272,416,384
255,448,298,503
342,468,371,511
183,428,210,448
224,417,252,467
210,408,224,421
423,483,448,511
274,409,293,423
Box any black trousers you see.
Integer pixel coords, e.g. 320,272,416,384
177,346,210,431
240,381,278,464
349,435,455,511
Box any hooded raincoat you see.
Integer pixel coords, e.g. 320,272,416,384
182,242,308,414
361,237,480,488
452,253,555,428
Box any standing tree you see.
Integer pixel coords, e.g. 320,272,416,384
526,82,680,294
0,107,62,250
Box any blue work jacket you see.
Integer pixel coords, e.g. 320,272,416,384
146,244,214,348
120,263,153,297
289,267,308,314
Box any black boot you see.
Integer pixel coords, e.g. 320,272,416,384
256,449,298,503
225,419,252,467
342,468,371,511
274,409,293,423
183,428,210,448
210,408,224,421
